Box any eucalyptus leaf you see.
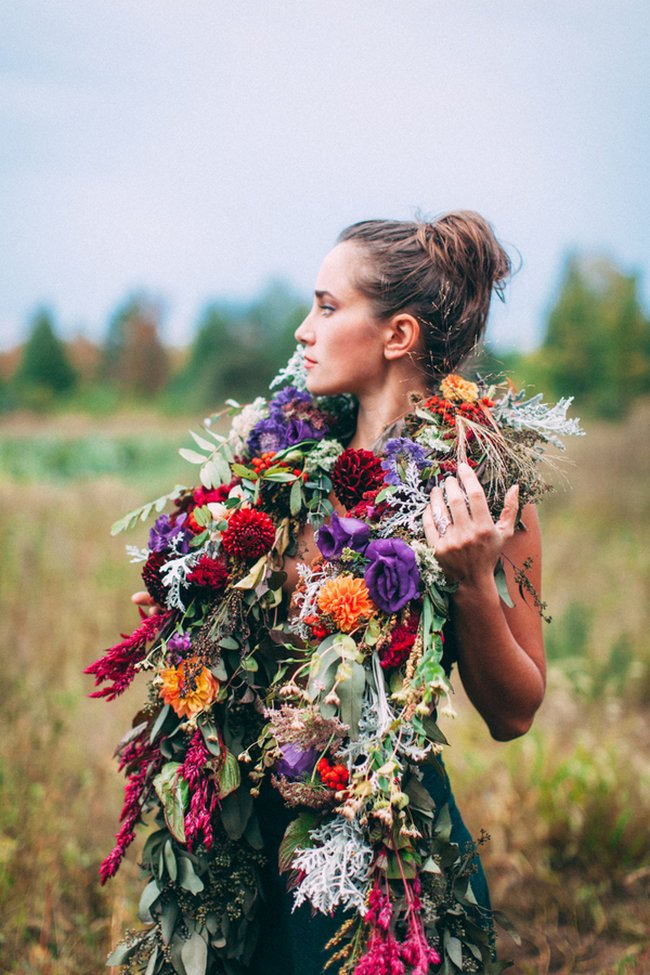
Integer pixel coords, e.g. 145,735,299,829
180,931,208,975
177,856,205,894
138,878,161,920
161,899,179,945
106,940,140,965
494,559,515,608
164,839,177,882
145,944,159,975
445,933,463,968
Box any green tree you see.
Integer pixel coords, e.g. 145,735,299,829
510,255,650,418
170,280,308,411
15,309,77,400
98,296,169,397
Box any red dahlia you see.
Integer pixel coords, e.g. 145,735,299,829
141,550,168,607
187,555,229,590
331,448,384,510
221,507,275,561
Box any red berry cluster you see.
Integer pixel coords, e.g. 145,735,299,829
424,394,494,427
303,614,331,642
317,757,349,790
251,452,304,480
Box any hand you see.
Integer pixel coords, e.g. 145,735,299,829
423,462,519,586
131,590,164,616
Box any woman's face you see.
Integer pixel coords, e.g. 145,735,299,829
295,242,390,398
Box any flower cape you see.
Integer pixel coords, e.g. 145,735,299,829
87,352,583,974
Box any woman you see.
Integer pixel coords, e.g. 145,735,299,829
132,210,546,973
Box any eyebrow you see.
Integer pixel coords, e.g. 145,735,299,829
314,290,337,300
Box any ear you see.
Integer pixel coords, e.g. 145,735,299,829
383,313,420,360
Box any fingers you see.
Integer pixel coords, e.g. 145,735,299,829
131,591,163,616
496,484,520,538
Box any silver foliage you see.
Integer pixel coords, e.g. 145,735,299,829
492,391,584,449
291,816,373,915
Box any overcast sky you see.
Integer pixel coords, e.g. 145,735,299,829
1,0,648,352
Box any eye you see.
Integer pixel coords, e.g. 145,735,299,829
319,303,335,316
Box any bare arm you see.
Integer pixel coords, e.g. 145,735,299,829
424,463,546,741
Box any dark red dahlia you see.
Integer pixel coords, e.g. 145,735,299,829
221,507,275,561
141,550,168,606
187,555,229,591
330,448,384,510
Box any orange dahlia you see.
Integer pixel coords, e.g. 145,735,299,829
159,658,219,719
317,574,376,632
440,374,479,404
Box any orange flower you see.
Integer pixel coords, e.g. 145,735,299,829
317,574,376,632
159,658,219,719
440,374,479,404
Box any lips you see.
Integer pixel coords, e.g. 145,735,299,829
303,355,317,368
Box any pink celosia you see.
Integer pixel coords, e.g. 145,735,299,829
85,610,173,700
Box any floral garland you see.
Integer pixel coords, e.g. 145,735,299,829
87,348,582,975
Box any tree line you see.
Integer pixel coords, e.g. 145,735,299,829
2,256,649,419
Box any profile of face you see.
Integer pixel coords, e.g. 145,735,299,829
294,242,394,399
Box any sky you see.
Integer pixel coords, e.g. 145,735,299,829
1,0,648,352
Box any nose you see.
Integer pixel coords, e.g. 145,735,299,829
294,309,313,345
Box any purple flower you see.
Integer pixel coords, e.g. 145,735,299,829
381,437,428,486
270,386,312,412
364,538,420,614
277,743,319,780
317,511,371,560
247,415,324,455
149,513,191,554
166,632,192,663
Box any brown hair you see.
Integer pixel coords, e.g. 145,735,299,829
338,211,511,378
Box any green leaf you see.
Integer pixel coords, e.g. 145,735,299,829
445,933,463,968
179,447,208,465
216,751,241,799
197,715,222,758
110,485,187,535
189,429,217,452
336,659,366,738
106,940,141,965
494,559,515,608
289,477,303,516
200,456,229,489
149,705,173,743
278,811,321,873
231,462,257,478
153,763,188,843
160,899,179,945
138,879,161,920
145,945,159,975
233,556,268,590
180,931,208,975
164,839,177,882
177,856,205,894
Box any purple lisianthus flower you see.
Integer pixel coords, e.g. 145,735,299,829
317,511,371,560
149,512,191,554
381,437,428,486
364,538,420,613
277,743,319,780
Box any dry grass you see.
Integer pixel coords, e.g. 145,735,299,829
0,403,648,974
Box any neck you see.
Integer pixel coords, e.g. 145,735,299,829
347,369,428,451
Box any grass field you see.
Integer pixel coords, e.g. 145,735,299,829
0,403,648,974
